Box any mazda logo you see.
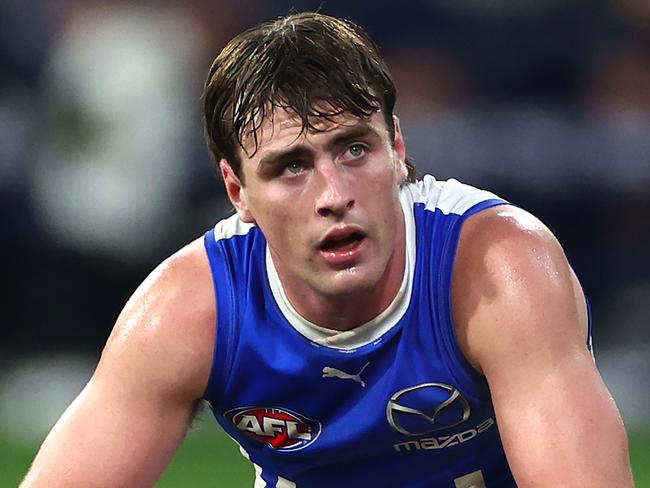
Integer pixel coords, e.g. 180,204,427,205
386,383,471,436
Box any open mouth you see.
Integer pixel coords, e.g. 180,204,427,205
320,232,365,252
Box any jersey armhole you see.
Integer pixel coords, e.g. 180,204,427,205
586,296,594,355
441,199,510,386
201,229,236,404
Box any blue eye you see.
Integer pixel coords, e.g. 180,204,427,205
285,162,304,175
347,144,365,158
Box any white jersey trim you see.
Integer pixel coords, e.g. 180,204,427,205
212,176,501,351
265,187,416,351
405,175,501,216
213,212,256,241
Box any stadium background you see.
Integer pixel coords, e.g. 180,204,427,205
1,0,648,485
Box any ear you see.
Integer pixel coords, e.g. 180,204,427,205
392,115,408,183
220,159,255,223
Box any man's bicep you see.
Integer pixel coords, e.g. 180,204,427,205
487,341,631,487
458,208,633,486
22,241,216,488
21,370,195,488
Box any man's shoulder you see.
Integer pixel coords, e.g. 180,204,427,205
160,237,215,295
455,205,561,274
451,205,587,372
453,204,571,312
149,235,215,334
459,205,557,255
451,204,558,311
127,237,215,328
100,236,216,400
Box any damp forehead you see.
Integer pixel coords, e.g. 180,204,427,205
239,105,384,159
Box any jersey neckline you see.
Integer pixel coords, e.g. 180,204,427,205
265,188,416,351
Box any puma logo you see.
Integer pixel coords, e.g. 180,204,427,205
322,362,370,387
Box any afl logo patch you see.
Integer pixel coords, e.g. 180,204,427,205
226,406,321,451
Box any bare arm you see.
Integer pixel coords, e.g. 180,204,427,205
453,206,634,487
21,239,216,488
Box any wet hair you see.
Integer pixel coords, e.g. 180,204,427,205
202,12,416,182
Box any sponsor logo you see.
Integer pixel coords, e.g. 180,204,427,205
225,406,321,451
392,417,495,452
322,362,370,387
386,383,471,436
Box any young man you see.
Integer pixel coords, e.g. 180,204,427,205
22,12,634,488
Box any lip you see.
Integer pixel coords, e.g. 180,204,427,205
317,225,366,248
317,225,367,266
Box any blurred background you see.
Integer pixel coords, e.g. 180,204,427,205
1,0,648,485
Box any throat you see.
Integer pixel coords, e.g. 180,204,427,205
274,247,407,332
298,292,386,331
265,191,412,345
269,246,412,349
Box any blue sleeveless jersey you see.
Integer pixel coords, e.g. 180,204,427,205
203,176,518,487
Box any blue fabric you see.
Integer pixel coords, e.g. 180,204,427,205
202,184,520,486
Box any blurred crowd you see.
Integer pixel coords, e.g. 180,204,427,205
2,0,649,356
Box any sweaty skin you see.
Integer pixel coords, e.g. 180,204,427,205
21,109,634,487
20,240,216,488
453,206,634,487
221,110,408,331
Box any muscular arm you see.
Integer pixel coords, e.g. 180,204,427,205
21,239,216,488
453,206,634,487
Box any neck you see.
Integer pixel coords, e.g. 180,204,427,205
278,221,406,332
294,267,403,331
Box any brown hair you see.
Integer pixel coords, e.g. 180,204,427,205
203,12,416,182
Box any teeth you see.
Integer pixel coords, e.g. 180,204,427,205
323,234,361,251
333,240,357,251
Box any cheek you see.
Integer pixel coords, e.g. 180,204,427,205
254,199,310,247
363,153,402,187
260,208,293,238
362,168,401,209
246,186,289,221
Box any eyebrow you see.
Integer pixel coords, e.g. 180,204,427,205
256,121,382,172
257,147,313,172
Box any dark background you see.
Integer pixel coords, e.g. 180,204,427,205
1,0,649,483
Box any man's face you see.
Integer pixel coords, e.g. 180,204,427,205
221,108,407,306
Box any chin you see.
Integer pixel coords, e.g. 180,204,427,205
316,268,380,297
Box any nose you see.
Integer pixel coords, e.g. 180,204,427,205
314,161,354,218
